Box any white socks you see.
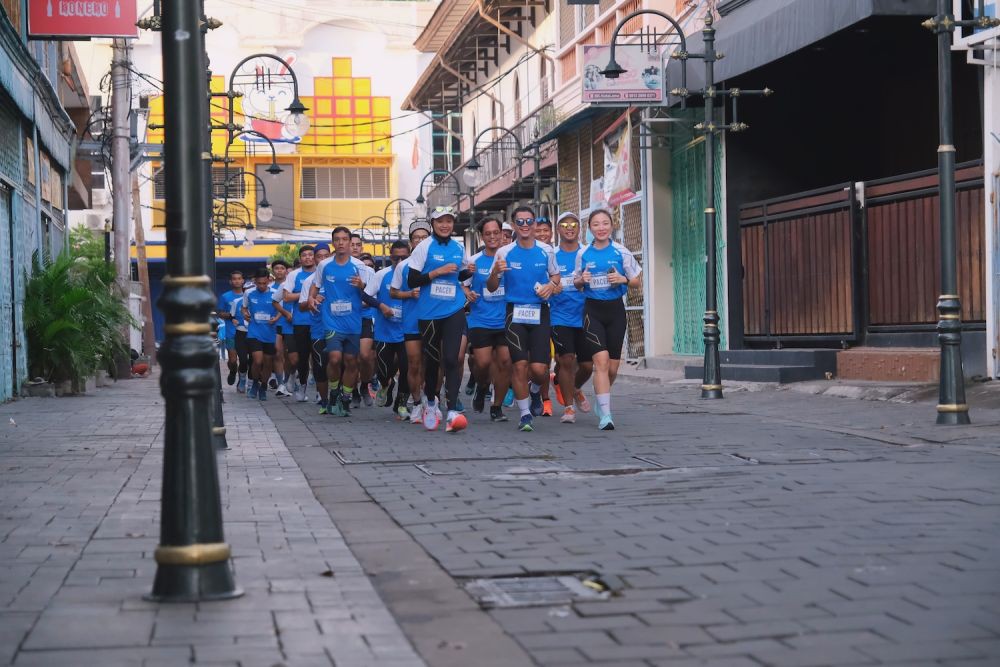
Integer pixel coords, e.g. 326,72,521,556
516,397,531,417
596,393,611,416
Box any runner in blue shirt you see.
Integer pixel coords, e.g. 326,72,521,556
241,267,291,401
572,208,642,430
308,227,374,417
298,243,332,412
464,217,512,422
278,245,317,402
218,270,248,392
390,222,431,426
549,211,593,424
357,252,379,408
406,207,474,433
365,240,411,419
486,205,560,432
270,259,293,397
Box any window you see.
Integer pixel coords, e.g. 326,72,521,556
300,167,390,199
213,167,245,199
153,168,165,199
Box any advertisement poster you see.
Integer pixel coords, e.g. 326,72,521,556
582,45,663,105
29,0,139,39
602,114,635,206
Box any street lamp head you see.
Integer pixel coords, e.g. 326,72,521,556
266,163,283,178
462,164,482,189
257,200,274,223
600,52,627,79
414,196,427,220
284,98,311,136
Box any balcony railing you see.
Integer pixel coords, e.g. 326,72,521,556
424,101,559,211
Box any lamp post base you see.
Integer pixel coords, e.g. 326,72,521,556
700,384,724,400
936,409,971,426
146,561,243,603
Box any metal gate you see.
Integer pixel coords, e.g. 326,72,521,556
671,122,726,355
0,184,13,401
619,198,645,359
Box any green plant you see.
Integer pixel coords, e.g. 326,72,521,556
24,235,135,384
269,242,301,266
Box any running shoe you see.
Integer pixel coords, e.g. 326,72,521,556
490,406,508,422
409,402,424,425
227,369,237,386
599,414,615,431
237,376,247,394
473,385,487,413
561,406,576,424
503,387,514,407
318,401,329,415
455,398,466,413
464,376,476,395
445,410,467,433
275,384,291,398
529,390,543,417
327,402,344,417
396,405,410,421
542,399,553,417
258,388,267,401
340,396,352,417
552,372,564,407
362,390,374,408
369,378,380,396
268,377,278,390
247,381,259,399
351,388,361,409
376,382,390,407
575,390,591,413
518,414,534,432
296,385,308,402
423,401,441,430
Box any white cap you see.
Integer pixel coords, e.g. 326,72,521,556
501,222,514,232
430,207,457,221
408,220,431,237
557,211,580,224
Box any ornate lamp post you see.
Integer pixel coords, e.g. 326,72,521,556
923,1,998,425
148,0,240,602
414,168,468,223
601,9,770,400
383,197,413,238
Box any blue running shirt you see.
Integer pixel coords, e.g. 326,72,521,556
389,258,420,335
550,245,587,327
315,256,374,336
243,287,279,343
298,274,326,340
491,240,558,305
280,267,317,326
218,290,246,336
366,266,404,343
407,236,470,320
465,251,506,330
573,241,642,301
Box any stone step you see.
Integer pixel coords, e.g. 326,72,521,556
836,347,940,382
684,363,829,384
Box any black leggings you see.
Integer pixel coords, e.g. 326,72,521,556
375,341,409,406
234,330,250,374
583,298,628,360
293,325,312,385
310,338,328,382
419,309,466,412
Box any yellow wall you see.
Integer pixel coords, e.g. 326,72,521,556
147,56,395,230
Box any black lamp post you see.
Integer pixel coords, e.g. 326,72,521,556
147,0,240,602
414,168,468,225
923,1,998,425
601,9,770,400
383,197,413,238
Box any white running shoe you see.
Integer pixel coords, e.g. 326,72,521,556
295,385,308,402
561,406,576,424
423,401,441,430
409,403,424,425
275,384,290,397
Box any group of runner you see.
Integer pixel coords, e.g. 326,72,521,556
215,206,641,433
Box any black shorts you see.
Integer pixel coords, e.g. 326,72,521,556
551,325,592,362
361,318,374,340
468,327,507,350
310,338,328,382
505,303,551,365
404,333,422,343
247,338,277,356
282,332,297,354
583,298,628,360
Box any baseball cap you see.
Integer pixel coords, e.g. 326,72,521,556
313,242,331,253
501,222,514,232
430,205,457,221
408,220,432,238
557,211,580,224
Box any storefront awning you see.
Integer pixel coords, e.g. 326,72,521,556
668,0,936,90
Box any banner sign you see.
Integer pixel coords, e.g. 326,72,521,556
28,0,139,39
602,114,635,206
582,44,663,105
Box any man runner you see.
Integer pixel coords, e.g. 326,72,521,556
279,245,317,402
390,222,431,426
366,240,411,419
241,267,291,401
218,270,248,392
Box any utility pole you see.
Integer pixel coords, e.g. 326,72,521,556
132,172,157,364
111,38,134,377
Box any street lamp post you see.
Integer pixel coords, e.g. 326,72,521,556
601,9,770,400
148,0,240,602
923,2,998,425
383,197,413,238
414,168,467,224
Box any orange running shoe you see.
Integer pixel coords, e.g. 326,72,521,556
552,372,565,406
542,399,553,417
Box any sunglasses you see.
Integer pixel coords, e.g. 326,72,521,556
514,217,535,226
558,222,579,229
433,206,455,213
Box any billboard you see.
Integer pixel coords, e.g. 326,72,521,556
28,0,139,39
582,44,664,105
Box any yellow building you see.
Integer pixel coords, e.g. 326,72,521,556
147,56,396,237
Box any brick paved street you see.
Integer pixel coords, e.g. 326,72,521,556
262,376,1000,667
2,372,1000,667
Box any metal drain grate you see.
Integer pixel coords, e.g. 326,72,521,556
464,576,610,609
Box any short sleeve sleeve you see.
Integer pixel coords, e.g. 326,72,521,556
298,274,315,304
618,243,642,279
407,239,430,272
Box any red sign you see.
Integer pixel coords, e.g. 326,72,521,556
28,0,139,39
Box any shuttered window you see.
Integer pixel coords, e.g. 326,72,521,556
300,167,390,199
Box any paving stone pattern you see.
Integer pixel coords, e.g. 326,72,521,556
0,379,424,667
264,377,1000,667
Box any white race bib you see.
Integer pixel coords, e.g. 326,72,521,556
484,286,505,302
589,272,610,290
330,300,352,315
512,304,541,325
390,307,403,322
253,311,270,323
430,281,457,300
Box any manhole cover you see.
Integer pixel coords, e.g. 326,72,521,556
464,576,610,609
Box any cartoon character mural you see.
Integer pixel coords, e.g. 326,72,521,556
239,53,303,145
